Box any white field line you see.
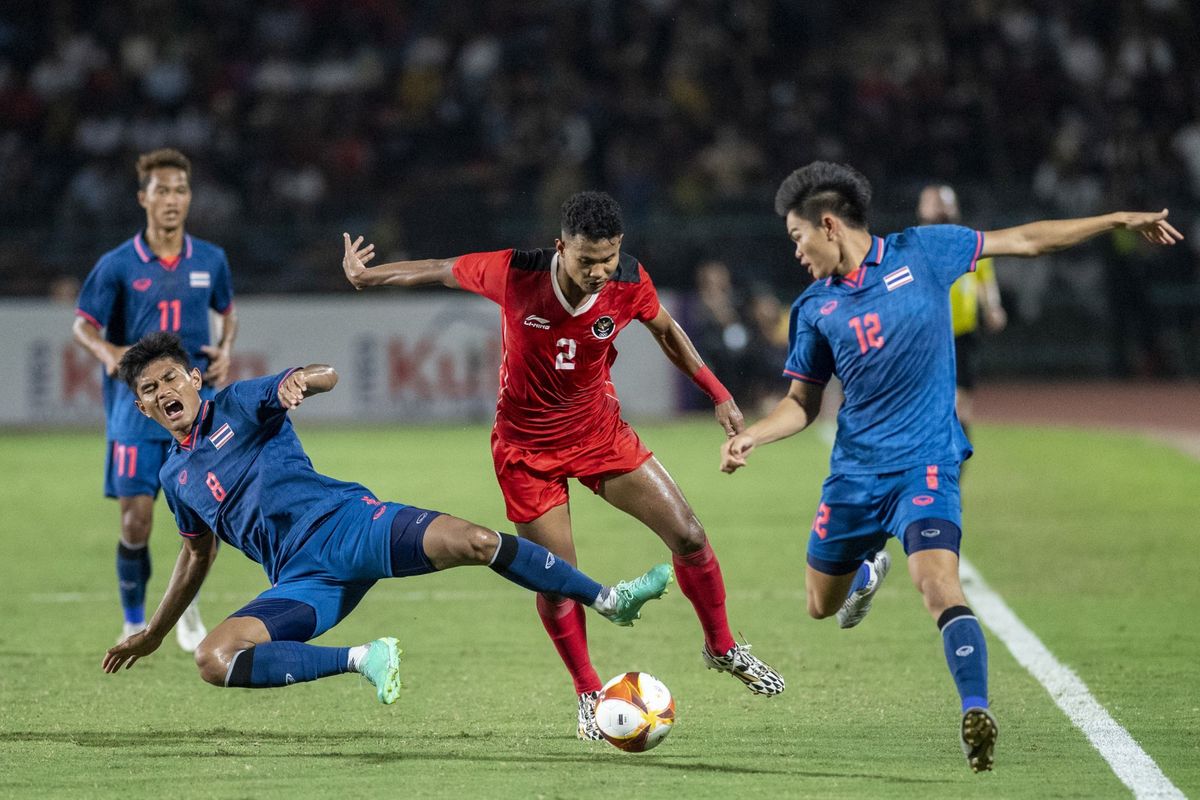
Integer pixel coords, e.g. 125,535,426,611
960,556,1185,799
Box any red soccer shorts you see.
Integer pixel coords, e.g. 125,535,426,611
490,420,653,523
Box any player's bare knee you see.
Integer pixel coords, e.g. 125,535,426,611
807,592,838,620
120,509,153,545
193,642,229,686
464,526,499,564
670,516,707,554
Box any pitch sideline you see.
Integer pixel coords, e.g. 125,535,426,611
960,556,1184,799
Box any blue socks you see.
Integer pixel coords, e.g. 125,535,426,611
489,533,604,605
848,560,871,594
226,642,351,688
116,541,151,625
938,605,989,711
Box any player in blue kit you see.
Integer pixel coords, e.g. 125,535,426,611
73,148,237,652
719,162,1183,772
101,333,671,704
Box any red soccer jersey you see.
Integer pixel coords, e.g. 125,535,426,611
453,248,661,450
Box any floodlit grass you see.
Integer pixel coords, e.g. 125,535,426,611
1,420,1195,798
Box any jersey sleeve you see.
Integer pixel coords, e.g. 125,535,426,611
75,256,119,329
783,302,834,385
163,481,206,539
632,263,662,322
226,369,301,421
911,224,985,288
452,249,511,304
210,250,235,314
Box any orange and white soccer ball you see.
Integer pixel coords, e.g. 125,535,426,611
595,672,676,752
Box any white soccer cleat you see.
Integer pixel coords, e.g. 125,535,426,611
175,598,207,653
577,690,603,740
118,621,147,644
701,642,785,696
836,550,891,629
961,706,998,772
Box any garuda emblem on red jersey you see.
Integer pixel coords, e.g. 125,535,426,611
592,315,615,340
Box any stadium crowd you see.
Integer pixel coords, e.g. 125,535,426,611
1,0,1197,373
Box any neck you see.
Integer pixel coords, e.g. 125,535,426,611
836,229,873,276
555,259,587,308
145,224,185,258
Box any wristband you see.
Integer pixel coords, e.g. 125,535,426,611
691,365,732,405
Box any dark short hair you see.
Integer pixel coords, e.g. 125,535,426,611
136,148,192,189
561,191,623,240
774,161,872,229
118,332,191,390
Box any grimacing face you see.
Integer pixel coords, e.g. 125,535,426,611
556,233,623,296
138,167,192,232
133,357,203,438
785,210,842,280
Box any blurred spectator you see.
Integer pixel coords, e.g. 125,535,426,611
685,260,750,407
741,287,790,415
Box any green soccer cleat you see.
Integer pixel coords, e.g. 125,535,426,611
359,637,402,704
605,563,673,626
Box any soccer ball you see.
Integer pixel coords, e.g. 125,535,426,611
594,672,676,752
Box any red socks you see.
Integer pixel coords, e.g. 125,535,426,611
672,540,736,655
536,594,601,694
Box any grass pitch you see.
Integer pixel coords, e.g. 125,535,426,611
1,420,1196,798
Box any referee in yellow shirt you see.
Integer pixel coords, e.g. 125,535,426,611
917,185,1007,445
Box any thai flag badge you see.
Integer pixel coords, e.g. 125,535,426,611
208,422,235,450
884,266,913,292
189,271,211,288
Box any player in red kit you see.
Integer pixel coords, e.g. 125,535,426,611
341,191,784,739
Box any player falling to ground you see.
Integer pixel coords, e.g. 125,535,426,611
720,162,1182,772
918,184,1007,453
102,333,671,702
73,148,237,652
342,191,784,739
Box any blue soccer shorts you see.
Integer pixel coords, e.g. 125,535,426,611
104,438,172,498
807,463,963,576
230,498,441,641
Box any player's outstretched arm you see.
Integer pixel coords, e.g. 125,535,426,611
642,305,744,436
277,365,338,409
981,210,1183,258
71,315,127,377
720,380,823,474
341,233,462,290
102,530,217,673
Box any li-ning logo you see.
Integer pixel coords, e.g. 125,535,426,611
545,553,556,569
955,645,974,657
820,300,838,315
524,315,551,329
208,423,235,450
132,278,152,292
920,528,940,538
592,315,615,339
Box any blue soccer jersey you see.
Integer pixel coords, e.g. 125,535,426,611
159,370,370,583
784,225,985,474
76,232,234,441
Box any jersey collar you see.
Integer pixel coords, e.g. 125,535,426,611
829,235,885,288
178,400,211,452
134,231,193,271
550,252,600,317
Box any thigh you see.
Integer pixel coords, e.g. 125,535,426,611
249,578,374,641
491,432,571,524
881,464,963,556
105,438,170,499
596,456,701,551
807,474,889,575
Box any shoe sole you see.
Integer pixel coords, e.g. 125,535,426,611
375,638,403,705
962,708,998,772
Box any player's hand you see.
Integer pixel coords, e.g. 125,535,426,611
720,433,756,473
1119,210,1184,246
278,369,309,409
983,305,1007,333
102,628,163,673
342,233,377,289
201,345,232,386
714,398,745,437
102,344,129,377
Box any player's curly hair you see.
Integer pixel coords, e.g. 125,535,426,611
561,191,624,240
774,162,872,229
136,148,191,189
118,332,192,390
